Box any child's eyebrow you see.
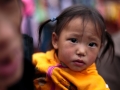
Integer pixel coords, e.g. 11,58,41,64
88,36,101,42
67,33,82,37
67,33,101,42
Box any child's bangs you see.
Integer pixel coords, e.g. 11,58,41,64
80,13,105,43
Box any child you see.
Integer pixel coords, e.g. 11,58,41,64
33,5,114,90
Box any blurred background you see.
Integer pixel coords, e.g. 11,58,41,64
21,0,120,56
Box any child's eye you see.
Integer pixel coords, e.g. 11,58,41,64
69,38,78,43
89,42,97,47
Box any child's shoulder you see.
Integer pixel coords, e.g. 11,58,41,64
32,52,47,65
33,50,55,59
33,52,46,59
32,50,55,64
32,50,57,67
89,73,110,90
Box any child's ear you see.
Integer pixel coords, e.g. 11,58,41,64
52,32,58,49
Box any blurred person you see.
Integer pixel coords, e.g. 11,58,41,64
47,0,60,18
60,0,73,10
96,31,120,90
33,5,114,90
96,0,106,18
97,13,120,90
0,0,35,90
95,0,120,90
22,0,34,37
21,0,38,49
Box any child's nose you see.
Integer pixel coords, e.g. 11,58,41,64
76,44,86,57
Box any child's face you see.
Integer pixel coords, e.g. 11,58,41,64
52,17,101,71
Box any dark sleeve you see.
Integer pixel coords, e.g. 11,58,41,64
23,34,33,62
23,34,35,90
97,55,120,90
8,58,35,90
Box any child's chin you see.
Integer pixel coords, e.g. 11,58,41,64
70,67,84,72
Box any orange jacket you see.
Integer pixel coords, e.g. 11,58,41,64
33,50,109,90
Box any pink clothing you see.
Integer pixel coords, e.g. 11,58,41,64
22,0,35,16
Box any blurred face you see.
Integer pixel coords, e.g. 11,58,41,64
0,0,23,89
52,17,101,72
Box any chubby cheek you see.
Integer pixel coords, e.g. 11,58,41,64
88,54,96,65
58,42,75,62
87,50,99,65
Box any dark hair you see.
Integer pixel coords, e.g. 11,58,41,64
17,0,22,4
39,5,114,61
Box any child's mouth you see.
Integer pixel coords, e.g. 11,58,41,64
72,60,85,66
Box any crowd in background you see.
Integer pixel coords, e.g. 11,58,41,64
21,0,120,55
